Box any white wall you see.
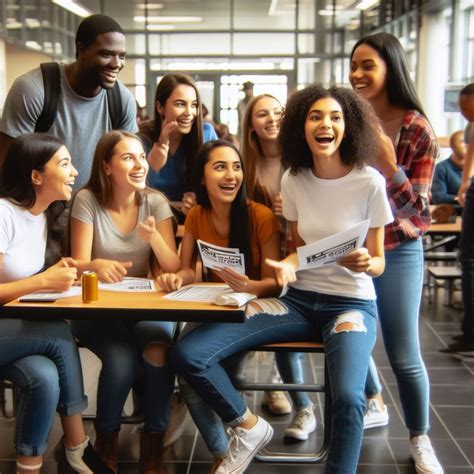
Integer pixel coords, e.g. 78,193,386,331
5,43,53,90
417,10,450,138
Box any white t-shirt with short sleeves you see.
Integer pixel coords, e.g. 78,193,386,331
0,199,47,283
282,165,393,299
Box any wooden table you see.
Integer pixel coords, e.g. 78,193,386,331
2,284,245,323
427,216,462,235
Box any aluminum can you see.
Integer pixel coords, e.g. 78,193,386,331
82,271,98,303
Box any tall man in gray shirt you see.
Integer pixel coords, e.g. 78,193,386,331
0,14,138,189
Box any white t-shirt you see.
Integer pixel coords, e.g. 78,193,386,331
71,189,174,278
282,165,393,299
0,199,46,283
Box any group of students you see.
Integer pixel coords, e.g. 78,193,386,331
0,22,447,474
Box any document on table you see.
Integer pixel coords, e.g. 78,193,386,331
297,220,370,270
197,239,246,275
164,284,256,307
18,286,82,302
99,277,156,292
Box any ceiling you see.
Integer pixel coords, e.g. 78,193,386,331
78,0,374,31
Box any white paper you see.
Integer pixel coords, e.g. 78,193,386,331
18,286,82,301
197,239,246,275
297,220,371,270
164,284,230,303
98,277,156,292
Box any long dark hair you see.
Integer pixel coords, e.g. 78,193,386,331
192,140,253,274
279,84,380,174
151,72,204,190
350,32,426,116
0,133,67,263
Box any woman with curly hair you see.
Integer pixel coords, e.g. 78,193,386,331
169,84,393,473
350,32,442,473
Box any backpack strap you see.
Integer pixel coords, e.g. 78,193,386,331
106,82,123,129
36,62,61,133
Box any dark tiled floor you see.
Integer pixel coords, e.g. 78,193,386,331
1,285,473,473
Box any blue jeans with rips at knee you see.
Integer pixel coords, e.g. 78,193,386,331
171,287,376,473
72,319,175,433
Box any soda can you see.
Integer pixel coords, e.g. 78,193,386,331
82,271,98,303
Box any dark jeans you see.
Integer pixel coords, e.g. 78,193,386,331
459,178,474,343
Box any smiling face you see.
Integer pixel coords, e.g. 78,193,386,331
349,43,388,103
158,84,198,135
203,146,243,206
104,137,149,191
33,146,78,202
250,96,283,143
304,97,345,162
79,32,126,90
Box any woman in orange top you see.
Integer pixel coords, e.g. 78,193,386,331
158,139,280,468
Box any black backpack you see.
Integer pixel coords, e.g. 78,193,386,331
34,62,123,133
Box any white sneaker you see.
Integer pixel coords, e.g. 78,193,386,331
364,398,389,429
284,403,316,441
409,435,444,474
164,392,191,447
261,391,292,415
215,416,273,474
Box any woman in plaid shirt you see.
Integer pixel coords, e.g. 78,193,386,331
350,32,443,473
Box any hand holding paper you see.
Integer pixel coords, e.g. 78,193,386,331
214,267,250,293
297,220,370,270
337,247,371,273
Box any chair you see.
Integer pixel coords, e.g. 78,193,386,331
234,341,331,464
427,266,462,306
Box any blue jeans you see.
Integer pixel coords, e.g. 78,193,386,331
179,348,310,457
0,319,87,456
72,320,175,432
171,288,377,473
459,178,474,343
365,238,430,434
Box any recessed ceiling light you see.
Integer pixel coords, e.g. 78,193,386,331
136,3,164,9
133,16,203,23
51,0,92,18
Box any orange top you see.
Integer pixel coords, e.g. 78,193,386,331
185,200,279,281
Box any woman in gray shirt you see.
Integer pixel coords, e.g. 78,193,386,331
70,130,180,474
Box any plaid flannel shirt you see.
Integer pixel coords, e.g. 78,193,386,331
384,110,438,251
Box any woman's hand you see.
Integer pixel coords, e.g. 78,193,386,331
94,259,133,283
156,273,183,292
41,259,78,291
182,192,197,216
138,216,157,242
272,192,283,216
456,181,469,207
337,247,371,273
157,118,178,147
214,267,251,293
265,258,297,287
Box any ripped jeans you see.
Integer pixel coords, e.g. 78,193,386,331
172,287,376,473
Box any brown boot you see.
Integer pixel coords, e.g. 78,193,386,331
139,431,166,474
94,431,119,474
